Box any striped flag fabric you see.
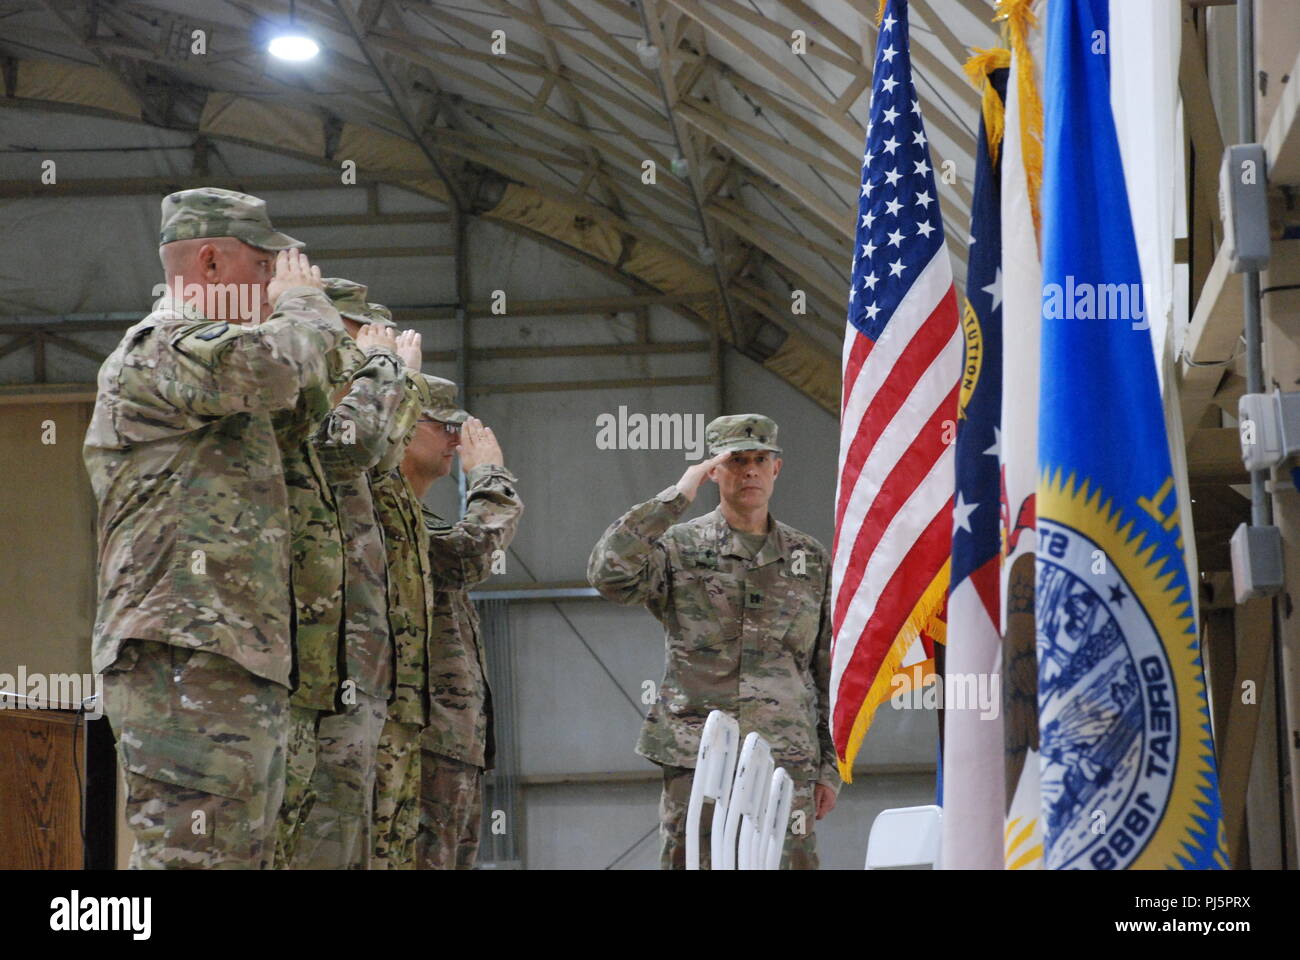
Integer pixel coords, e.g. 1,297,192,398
830,0,960,781
1034,0,1227,869
940,51,1008,870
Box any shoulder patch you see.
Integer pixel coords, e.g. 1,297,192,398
193,322,230,341
169,320,245,367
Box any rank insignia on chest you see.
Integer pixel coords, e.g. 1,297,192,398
687,548,718,570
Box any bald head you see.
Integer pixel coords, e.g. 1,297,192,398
159,237,275,322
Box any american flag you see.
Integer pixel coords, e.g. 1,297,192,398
829,0,960,780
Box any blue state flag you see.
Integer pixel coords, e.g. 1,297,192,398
1035,0,1227,869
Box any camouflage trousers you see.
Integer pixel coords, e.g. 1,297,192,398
416,751,482,870
272,705,323,869
370,718,422,870
292,691,387,869
103,640,288,870
659,764,819,870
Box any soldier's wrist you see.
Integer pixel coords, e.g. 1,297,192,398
467,462,515,485
816,774,842,795
271,284,325,310
657,484,687,505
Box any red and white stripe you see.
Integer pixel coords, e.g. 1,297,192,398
830,247,960,749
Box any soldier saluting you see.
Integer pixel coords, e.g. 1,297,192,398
587,414,840,869
399,379,523,870
84,188,346,869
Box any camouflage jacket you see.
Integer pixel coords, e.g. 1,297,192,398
314,362,431,700
371,467,431,727
273,339,399,711
83,288,346,687
421,464,523,769
587,487,841,789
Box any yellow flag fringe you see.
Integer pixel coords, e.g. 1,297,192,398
838,560,949,782
875,0,888,28
963,48,1011,166
994,0,1045,241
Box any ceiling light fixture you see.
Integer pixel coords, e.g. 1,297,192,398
635,39,660,70
268,0,319,61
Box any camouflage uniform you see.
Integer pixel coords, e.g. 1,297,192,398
415,383,523,870
84,187,343,868
292,281,434,869
275,704,322,868
586,414,840,870
421,752,483,871
271,311,414,867
105,642,289,870
370,712,422,869
369,457,435,869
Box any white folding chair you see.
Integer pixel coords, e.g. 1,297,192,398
738,750,774,871
720,732,773,870
864,804,943,869
759,767,794,870
685,710,740,870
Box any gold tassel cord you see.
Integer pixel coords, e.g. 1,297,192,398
994,0,1045,241
875,0,888,28
963,47,1010,166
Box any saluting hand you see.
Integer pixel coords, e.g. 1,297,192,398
355,324,397,354
396,330,422,372
459,417,503,473
266,248,323,306
675,451,730,503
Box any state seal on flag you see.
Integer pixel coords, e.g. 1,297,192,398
1035,471,1225,870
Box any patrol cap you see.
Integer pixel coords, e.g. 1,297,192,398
364,303,395,327
421,374,469,425
705,413,782,456
324,278,396,327
159,187,304,251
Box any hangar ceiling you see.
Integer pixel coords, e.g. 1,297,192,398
0,0,995,411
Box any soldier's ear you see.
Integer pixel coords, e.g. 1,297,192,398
772,457,783,478
196,242,220,277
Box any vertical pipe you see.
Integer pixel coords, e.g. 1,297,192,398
710,318,725,417
455,209,469,516
1237,0,1268,527
1237,0,1299,865
503,600,521,865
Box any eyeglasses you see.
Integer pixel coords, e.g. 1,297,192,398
417,418,461,435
